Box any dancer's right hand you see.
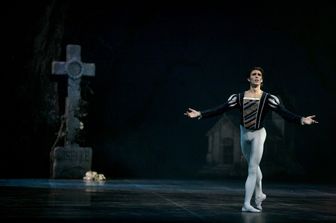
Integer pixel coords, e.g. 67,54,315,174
184,108,201,118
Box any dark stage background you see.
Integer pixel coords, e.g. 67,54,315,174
2,1,336,183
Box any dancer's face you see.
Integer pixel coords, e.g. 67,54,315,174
248,70,263,86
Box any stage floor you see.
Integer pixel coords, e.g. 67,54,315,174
0,179,335,222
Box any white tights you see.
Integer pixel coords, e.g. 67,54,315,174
240,125,266,211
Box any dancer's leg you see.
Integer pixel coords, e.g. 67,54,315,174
255,166,263,198
240,127,266,212
254,166,266,210
240,127,258,212
240,135,251,163
252,128,266,210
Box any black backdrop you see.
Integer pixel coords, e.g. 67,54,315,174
2,1,336,183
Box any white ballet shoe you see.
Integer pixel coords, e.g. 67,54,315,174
255,194,266,210
241,204,261,213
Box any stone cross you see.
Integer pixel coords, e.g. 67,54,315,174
51,44,95,179
52,44,95,145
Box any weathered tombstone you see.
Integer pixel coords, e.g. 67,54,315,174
50,44,95,178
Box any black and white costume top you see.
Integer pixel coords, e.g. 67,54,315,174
199,92,303,130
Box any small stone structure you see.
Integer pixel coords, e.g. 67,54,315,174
50,44,95,179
